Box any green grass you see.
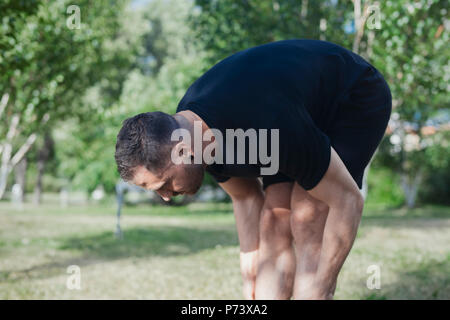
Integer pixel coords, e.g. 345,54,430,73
0,201,449,299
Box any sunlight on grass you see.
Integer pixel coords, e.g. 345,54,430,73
0,202,448,299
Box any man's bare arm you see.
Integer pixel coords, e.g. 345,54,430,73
220,177,264,299
307,147,364,299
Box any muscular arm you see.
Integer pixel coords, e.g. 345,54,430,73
307,147,364,299
220,177,264,299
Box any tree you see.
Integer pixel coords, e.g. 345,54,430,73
0,0,134,199
371,0,449,207
192,0,351,63
54,0,207,194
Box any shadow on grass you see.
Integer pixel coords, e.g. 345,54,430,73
0,225,238,283
362,205,450,220
60,225,238,258
111,204,233,217
360,217,450,231
361,256,450,300
359,205,450,231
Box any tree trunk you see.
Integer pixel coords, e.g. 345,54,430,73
301,0,308,19
0,113,39,199
33,132,54,205
400,169,423,209
14,157,27,203
0,143,13,199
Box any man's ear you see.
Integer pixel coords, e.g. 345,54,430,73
170,141,192,165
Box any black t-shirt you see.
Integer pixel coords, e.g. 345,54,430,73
177,39,375,190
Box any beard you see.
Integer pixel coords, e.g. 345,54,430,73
181,163,204,194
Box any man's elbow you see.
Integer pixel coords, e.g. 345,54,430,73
329,188,364,223
348,189,364,215
340,189,364,227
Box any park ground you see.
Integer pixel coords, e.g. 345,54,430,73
0,201,449,299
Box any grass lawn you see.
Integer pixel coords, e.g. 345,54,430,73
0,201,449,299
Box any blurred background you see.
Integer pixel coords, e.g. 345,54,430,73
0,0,448,299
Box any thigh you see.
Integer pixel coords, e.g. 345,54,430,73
328,76,392,189
263,181,294,212
328,117,389,190
290,182,329,220
260,182,294,245
262,172,294,191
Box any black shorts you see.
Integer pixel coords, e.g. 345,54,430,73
263,70,392,190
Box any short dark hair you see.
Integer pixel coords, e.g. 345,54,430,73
115,112,179,181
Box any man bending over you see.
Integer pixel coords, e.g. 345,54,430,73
115,40,392,299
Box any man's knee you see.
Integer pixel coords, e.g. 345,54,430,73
259,206,292,244
258,182,293,247
291,199,329,227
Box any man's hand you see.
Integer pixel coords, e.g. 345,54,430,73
240,250,259,299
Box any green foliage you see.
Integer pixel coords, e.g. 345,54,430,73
1,0,133,129
366,165,404,207
54,0,207,193
375,127,450,205
120,0,207,116
423,130,450,171
54,118,119,193
372,0,449,121
0,0,139,196
418,130,450,205
192,0,354,63
372,1,449,206
2,0,448,203
419,167,450,205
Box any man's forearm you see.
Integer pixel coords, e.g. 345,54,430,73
312,196,363,298
220,178,265,299
231,193,264,299
232,193,264,252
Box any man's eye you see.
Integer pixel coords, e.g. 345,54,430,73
156,182,168,192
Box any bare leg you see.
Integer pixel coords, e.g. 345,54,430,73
255,182,296,300
290,183,329,299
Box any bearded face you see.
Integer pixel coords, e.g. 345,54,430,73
131,163,204,201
